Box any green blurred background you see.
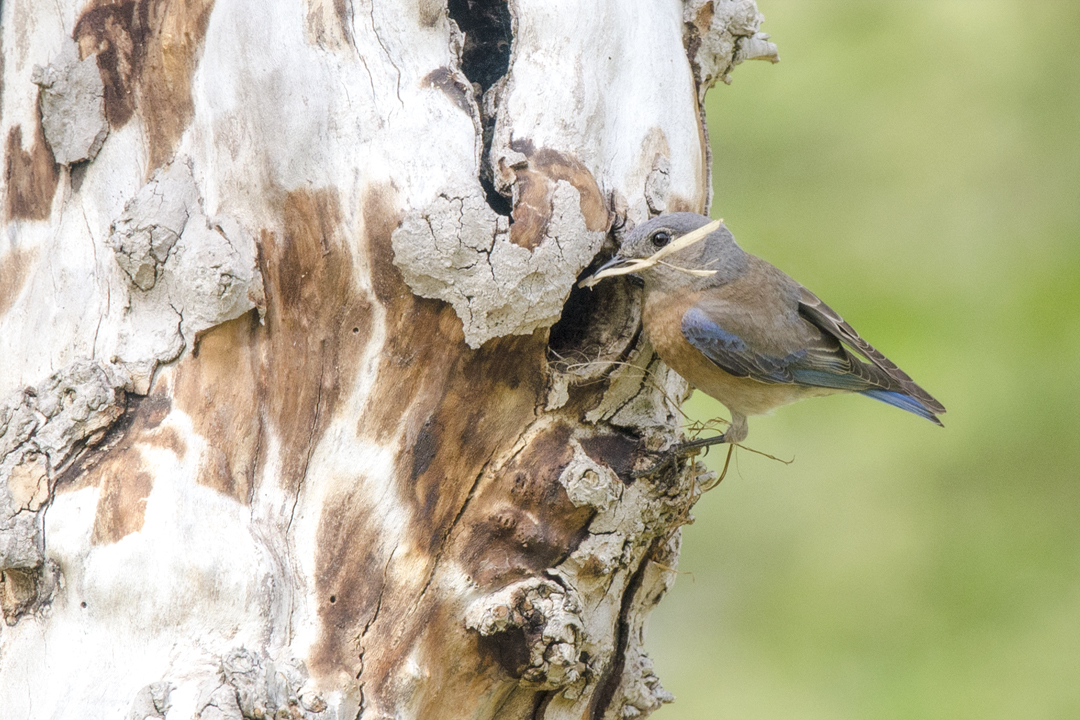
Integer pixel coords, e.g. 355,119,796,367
648,2,1080,718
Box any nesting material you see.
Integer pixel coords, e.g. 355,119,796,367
579,219,723,288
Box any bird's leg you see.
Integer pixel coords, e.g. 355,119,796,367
629,415,746,479
672,434,730,454
630,433,728,479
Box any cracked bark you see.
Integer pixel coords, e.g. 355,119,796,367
0,0,776,718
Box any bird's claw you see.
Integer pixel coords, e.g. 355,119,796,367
630,434,728,478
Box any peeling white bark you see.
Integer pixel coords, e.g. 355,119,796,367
32,45,109,166
392,182,605,347
0,0,775,717
685,0,779,92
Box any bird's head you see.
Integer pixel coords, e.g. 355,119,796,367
581,212,748,293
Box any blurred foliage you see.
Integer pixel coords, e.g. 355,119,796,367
648,2,1080,719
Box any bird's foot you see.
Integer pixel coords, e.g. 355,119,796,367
630,434,728,479
673,434,731,454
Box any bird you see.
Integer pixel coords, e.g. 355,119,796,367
581,212,944,451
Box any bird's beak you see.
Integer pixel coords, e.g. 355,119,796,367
578,255,644,288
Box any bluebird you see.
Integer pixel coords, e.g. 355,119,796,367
583,213,944,449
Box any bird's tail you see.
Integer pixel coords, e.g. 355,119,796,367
861,389,944,426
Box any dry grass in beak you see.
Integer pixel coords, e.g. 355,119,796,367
579,219,723,288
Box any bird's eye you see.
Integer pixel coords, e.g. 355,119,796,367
650,231,671,248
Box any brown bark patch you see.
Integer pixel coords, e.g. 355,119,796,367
422,67,474,116
311,183,552,683
460,424,594,589
357,184,448,444
310,488,395,676
138,0,214,171
1,568,39,624
75,1,141,128
0,245,39,318
258,188,372,498
305,184,408,679
690,0,715,33
579,432,639,482
173,311,261,504
359,295,460,444
75,0,215,172
91,463,155,545
505,139,610,249
414,602,512,719
376,297,540,533
402,330,548,551
137,392,173,427
52,392,172,497
4,124,59,221
332,0,349,29
144,425,186,458
304,0,354,52
54,392,180,544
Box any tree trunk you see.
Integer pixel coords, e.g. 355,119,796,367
0,0,775,717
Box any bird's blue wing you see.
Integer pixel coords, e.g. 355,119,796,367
681,306,801,384
681,305,874,390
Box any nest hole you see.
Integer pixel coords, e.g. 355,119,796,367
448,0,515,217
548,272,641,383
447,0,513,93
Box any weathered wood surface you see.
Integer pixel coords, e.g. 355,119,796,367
0,1,775,717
